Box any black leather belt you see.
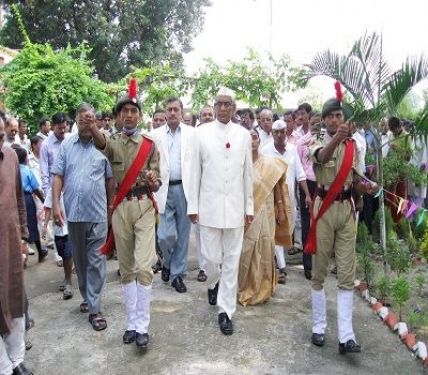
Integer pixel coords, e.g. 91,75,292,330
317,188,352,201
169,180,182,186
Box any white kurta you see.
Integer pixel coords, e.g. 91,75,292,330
261,141,306,229
188,119,253,319
188,120,254,228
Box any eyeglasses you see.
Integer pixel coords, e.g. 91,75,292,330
215,101,233,109
272,129,286,134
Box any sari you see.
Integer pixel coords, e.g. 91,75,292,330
238,156,292,306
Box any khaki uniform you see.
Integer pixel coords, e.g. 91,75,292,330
309,132,361,291
102,132,160,285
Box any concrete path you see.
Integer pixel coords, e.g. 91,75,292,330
24,242,422,375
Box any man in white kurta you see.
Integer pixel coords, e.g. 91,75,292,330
261,120,312,283
188,88,253,335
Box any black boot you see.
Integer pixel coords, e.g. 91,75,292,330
12,363,33,375
339,339,361,354
122,330,136,344
136,332,149,348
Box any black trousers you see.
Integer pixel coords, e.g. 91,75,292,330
299,180,317,271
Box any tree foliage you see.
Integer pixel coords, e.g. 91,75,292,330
0,42,113,132
191,50,303,110
124,63,189,115
0,0,211,82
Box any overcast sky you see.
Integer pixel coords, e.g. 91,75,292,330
183,0,428,106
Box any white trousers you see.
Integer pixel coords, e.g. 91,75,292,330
193,223,207,271
311,288,356,343
122,282,151,334
275,246,286,269
200,225,244,319
0,317,25,375
337,289,356,343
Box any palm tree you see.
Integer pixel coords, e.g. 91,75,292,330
302,31,428,272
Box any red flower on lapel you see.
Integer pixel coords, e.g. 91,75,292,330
226,142,230,149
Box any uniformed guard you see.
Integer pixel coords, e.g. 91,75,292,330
90,79,161,349
306,82,378,354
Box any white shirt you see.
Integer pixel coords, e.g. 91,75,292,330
352,130,367,174
188,120,253,228
28,154,42,185
261,141,306,226
256,126,273,148
166,124,182,181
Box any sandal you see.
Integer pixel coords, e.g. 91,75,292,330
197,270,207,282
80,302,89,313
288,247,302,255
89,313,107,331
278,268,287,284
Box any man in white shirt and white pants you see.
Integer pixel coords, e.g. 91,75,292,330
152,97,194,293
188,88,253,335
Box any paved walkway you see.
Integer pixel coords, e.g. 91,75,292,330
24,241,422,375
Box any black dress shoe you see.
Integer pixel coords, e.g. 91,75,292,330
208,282,219,305
218,312,233,335
304,269,312,280
339,339,361,354
161,266,170,282
171,276,187,293
311,333,325,347
136,332,149,348
12,363,33,375
122,330,136,344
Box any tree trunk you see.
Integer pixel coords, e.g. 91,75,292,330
376,139,389,274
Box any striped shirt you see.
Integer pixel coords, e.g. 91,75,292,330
52,134,112,223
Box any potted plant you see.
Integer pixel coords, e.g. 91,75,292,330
391,276,411,321
376,274,391,305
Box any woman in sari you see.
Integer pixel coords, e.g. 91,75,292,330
238,129,292,306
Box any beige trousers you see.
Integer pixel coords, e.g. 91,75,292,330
312,197,356,291
112,198,157,286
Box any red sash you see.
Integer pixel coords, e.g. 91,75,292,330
304,139,355,255
100,137,154,255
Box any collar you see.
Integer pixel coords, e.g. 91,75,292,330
273,142,286,155
120,131,140,144
72,134,94,145
216,119,232,127
50,132,62,144
166,122,182,135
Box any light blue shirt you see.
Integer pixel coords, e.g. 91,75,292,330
52,134,113,223
40,132,63,193
166,124,182,181
19,164,40,193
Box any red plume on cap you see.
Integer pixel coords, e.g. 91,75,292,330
334,80,343,103
128,77,138,103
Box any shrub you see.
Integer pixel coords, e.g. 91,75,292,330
391,276,411,321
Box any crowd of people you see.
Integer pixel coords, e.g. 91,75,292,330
1,80,427,375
